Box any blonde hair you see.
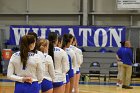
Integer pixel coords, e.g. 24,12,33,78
36,38,49,53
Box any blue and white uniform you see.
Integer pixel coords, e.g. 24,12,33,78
65,47,76,79
62,51,70,84
40,53,55,92
75,47,83,74
7,51,43,93
53,47,69,87
69,45,83,74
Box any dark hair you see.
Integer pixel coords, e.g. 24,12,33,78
73,37,76,41
48,32,58,62
58,35,63,43
68,34,74,45
57,35,63,47
68,34,73,39
20,35,36,69
62,34,71,49
120,41,125,47
72,37,77,46
28,32,38,41
28,32,38,53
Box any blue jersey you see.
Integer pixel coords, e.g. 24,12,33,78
117,47,133,65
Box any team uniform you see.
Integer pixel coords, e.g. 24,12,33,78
37,51,55,92
42,53,55,92
69,45,83,74
62,51,70,84
7,51,43,93
65,47,76,79
75,47,83,74
69,45,83,93
53,47,69,88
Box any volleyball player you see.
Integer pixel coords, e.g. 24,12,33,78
66,34,77,93
71,37,83,93
7,35,43,93
28,32,55,92
57,35,70,93
62,34,77,93
36,38,55,93
48,32,69,93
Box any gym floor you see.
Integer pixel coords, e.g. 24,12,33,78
1,74,140,93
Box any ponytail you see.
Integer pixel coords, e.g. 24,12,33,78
48,32,58,67
20,35,35,69
48,41,54,61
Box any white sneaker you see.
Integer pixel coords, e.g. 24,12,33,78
72,88,75,93
116,83,119,86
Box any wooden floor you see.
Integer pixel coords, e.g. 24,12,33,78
1,75,140,93
79,85,140,93
1,83,140,93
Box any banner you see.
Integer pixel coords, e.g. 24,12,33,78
8,25,126,47
117,0,140,10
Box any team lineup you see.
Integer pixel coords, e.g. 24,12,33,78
7,32,83,93
0,0,140,93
